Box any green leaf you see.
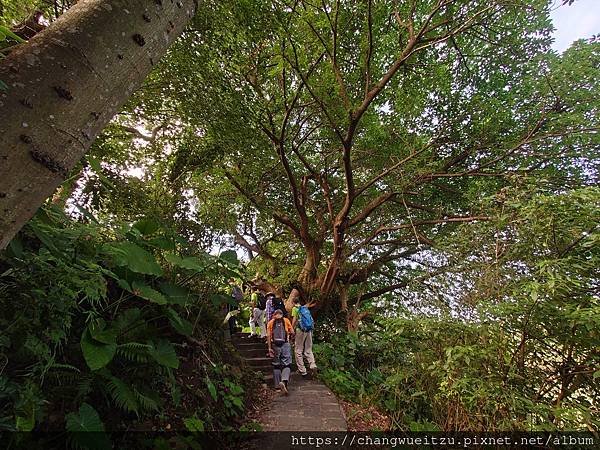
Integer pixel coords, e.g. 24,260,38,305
164,253,208,271
132,281,167,305
147,236,176,251
86,155,116,190
114,308,142,332
167,308,193,336
106,376,139,413
104,242,163,276
29,222,62,255
66,404,111,450
232,397,243,410
8,238,23,258
0,25,25,43
81,329,116,371
219,250,239,266
206,377,218,401
65,403,105,432
209,293,230,307
89,319,117,345
133,218,161,235
159,282,191,305
73,204,100,225
116,278,132,292
184,416,205,432
149,340,179,369
15,413,35,432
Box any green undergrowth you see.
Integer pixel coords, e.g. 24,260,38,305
315,188,599,432
316,314,599,432
0,206,260,446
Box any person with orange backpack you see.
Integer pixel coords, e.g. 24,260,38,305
266,309,294,394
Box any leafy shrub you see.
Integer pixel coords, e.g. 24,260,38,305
315,188,599,432
0,206,249,439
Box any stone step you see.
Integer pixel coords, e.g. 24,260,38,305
231,333,264,342
238,348,269,358
233,341,267,349
245,357,273,367
232,339,265,347
255,365,274,374
249,363,298,373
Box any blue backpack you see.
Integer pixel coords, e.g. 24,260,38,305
298,305,314,332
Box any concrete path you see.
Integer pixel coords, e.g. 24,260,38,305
260,372,347,431
231,332,347,431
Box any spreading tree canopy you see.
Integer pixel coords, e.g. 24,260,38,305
109,0,598,325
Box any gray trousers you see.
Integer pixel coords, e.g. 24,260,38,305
249,307,266,337
294,329,317,374
272,342,292,387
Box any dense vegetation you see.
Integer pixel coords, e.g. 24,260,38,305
1,0,598,441
0,205,262,439
316,185,599,430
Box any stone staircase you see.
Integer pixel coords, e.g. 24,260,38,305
231,332,296,386
231,333,348,432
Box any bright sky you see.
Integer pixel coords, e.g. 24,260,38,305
550,0,600,52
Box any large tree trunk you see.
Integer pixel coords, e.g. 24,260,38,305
297,242,321,288
0,0,198,249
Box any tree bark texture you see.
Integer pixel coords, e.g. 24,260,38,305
0,0,198,249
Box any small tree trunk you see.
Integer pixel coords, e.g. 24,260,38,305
319,220,346,297
0,0,198,249
347,308,368,334
339,283,349,312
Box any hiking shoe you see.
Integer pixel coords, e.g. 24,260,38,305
309,366,318,377
279,381,288,395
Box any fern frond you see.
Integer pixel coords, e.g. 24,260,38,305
134,389,160,412
76,376,93,399
116,342,152,363
47,371,80,387
49,363,81,373
106,376,139,414
118,342,152,350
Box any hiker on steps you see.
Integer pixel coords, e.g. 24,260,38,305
267,309,294,395
265,292,275,323
272,294,288,318
291,297,318,378
228,278,243,335
248,287,267,338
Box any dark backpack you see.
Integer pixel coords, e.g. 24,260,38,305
272,298,287,317
231,286,243,303
256,293,267,310
272,318,287,346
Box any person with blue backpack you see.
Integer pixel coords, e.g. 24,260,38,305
291,297,317,378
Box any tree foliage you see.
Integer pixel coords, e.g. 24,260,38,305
122,0,599,320
316,184,599,430
0,0,597,436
